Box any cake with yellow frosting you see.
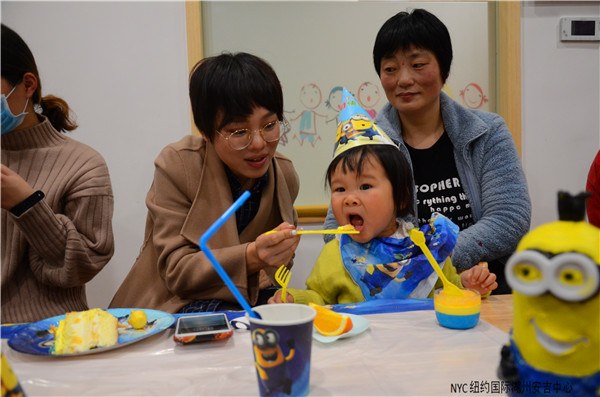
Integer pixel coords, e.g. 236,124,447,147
52,309,118,355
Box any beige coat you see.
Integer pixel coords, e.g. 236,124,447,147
110,135,299,312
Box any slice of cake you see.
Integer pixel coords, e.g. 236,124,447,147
52,309,118,355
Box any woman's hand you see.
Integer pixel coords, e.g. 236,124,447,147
1,164,35,210
258,269,274,289
267,289,295,304
246,222,300,274
460,262,498,296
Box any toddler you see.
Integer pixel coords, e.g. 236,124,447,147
269,89,496,305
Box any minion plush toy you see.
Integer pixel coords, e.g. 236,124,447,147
498,192,600,396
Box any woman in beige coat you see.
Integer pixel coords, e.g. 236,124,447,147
110,53,300,313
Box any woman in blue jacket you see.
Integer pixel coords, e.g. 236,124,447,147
324,9,530,293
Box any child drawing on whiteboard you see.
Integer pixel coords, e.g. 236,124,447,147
291,83,327,147
325,86,344,124
356,82,381,118
459,83,488,109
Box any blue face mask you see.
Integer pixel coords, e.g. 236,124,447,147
1,85,29,135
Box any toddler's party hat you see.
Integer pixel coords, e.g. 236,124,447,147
333,88,396,159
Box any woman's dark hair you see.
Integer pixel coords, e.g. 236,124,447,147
189,52,283,141
373,9,453,84
1,24,78,132
326,145,415,218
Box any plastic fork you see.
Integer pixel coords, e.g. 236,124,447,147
274,265,291,302
408,229,466,297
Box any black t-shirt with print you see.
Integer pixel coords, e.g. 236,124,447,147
406,132,474,230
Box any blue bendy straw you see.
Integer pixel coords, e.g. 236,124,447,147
199,190,260,319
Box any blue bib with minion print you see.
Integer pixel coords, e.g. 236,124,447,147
340,213,459,300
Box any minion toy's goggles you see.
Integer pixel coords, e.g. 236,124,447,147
506,250,599,302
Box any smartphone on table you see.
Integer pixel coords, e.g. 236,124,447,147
173,313,234,344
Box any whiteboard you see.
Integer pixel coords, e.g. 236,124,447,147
202,1,495,207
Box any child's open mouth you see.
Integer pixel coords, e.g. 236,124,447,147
349,214,364,231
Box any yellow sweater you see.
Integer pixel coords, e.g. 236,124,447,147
288,239,462,305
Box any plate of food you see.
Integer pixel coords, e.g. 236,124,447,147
7,308,174,357
313,313,370,343
308,303,370,343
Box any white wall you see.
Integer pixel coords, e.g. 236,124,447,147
521,1,600,228
1,1,191,308
2,1,599,308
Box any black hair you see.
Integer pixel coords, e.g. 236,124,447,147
326,145,415,218
189,52,283,141
1,24,77,132
373,9,453,84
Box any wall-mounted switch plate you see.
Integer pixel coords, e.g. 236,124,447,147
560,17,600,41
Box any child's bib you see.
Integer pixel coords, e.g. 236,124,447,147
340,213,459,300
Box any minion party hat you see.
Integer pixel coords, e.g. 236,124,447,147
333,88,396,159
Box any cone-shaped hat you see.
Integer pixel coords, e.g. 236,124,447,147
333,88,396,159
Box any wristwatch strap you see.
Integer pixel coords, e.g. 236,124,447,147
10,190,45,217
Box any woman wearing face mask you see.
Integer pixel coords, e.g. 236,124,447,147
1,24,115,324
110,52,300,313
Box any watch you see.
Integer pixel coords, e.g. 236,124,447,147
10,190,45,217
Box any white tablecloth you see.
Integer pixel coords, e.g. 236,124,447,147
2,311,510,396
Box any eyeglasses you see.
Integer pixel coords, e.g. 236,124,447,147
216,119,289,151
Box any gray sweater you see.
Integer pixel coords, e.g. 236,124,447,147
324,92,531,271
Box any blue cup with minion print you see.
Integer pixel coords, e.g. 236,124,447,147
248,304,317,397
434,288,481,329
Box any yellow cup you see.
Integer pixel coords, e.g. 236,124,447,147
434,288,481,329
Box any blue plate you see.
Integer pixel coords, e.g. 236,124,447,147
1,323,27,340
7,309,174,357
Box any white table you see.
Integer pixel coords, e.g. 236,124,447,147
2,310,510,396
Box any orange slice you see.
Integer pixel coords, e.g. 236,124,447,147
308,302,353,336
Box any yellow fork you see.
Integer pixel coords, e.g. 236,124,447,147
274,265,291,302
408,229,465,297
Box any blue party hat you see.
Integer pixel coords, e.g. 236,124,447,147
334,88,396,159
